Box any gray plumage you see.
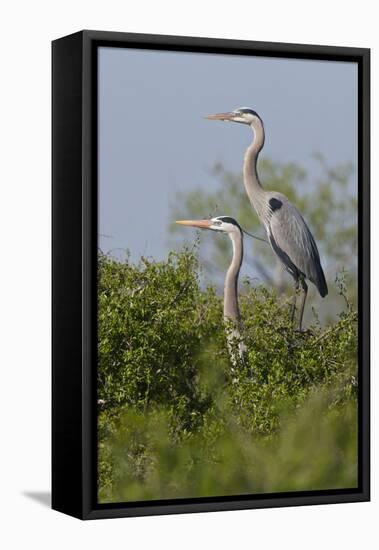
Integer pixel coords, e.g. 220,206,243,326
267,193,328,298
206,107,328,330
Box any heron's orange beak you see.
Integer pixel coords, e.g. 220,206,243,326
205,112,235,121
176,219,212,229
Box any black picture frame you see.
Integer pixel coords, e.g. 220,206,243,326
52,30,370,520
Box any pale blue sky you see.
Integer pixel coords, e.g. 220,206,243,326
98,47,357,260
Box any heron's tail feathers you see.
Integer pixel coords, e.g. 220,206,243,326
314,265,328,298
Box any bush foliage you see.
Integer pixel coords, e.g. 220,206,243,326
97,249,358,503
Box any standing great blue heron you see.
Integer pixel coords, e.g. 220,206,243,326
206,108,328,330
176,216,246,362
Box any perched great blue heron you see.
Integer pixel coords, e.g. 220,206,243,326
206,108,328,330
176,216,246,362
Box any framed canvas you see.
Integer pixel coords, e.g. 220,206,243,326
52,30,370,520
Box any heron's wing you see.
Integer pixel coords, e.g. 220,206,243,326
268,197,328,297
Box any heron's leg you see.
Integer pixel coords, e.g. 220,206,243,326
298,277,308,331
291,278,300,324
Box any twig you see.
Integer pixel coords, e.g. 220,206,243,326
311,311,358,346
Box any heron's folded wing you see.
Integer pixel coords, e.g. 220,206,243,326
268,200,328,297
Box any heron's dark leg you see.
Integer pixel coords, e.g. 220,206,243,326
291,278,300,324
298,277,308,331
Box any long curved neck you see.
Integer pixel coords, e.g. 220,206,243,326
224,231,243,322
243,119,267,217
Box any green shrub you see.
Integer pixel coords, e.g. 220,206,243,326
97,249,358,503
98,249,221,428
99,393,357,503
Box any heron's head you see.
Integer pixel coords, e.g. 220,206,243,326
176,216,242,235
205,107,262,126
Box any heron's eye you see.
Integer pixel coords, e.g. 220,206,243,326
213,220,222,226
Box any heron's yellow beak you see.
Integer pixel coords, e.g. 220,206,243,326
176,219,212,229
205,112,235,121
